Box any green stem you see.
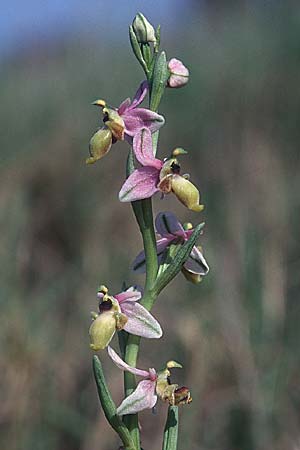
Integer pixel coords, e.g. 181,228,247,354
123,201,158,448
140,198,159,292
162,406,179,450
122,44,168,449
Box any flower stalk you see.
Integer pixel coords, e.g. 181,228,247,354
122,37,168,448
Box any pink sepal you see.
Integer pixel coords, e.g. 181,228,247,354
133,128,162,169
114,289,141,304
122,108,165,137
121,301,162,339
117,380,157,415
119,167,159,202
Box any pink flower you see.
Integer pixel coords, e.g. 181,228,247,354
108,346,192,415
119,128,204,212
86,81,165,164
117,81,165,139
132,211,209,283
89,286,162,351
167,58,189,88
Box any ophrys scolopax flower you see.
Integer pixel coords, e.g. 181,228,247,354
89,285,162,350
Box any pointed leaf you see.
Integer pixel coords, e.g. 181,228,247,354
150,51,169,112
92,356,134,450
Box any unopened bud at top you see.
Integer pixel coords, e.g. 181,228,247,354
167,58,189,88
132,13,156,44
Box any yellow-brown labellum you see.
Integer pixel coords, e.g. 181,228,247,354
171,174,204,212
86,127,112,165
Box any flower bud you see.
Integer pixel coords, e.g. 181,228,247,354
86,127,112,165
167,58,189,88
132,13,156,44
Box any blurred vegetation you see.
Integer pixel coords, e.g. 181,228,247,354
1,2,300,450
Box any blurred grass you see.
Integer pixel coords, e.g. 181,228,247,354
1,3,300,450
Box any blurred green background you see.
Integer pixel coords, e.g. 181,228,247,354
1,1,300,449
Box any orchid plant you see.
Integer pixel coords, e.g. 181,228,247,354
86,13,209,450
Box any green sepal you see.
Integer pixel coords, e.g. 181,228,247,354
150,51,169,112
129,25,149,77
141,43,152,68
162,406,179,450
154,222,205,295
92,356,135,450
154,25,161,53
